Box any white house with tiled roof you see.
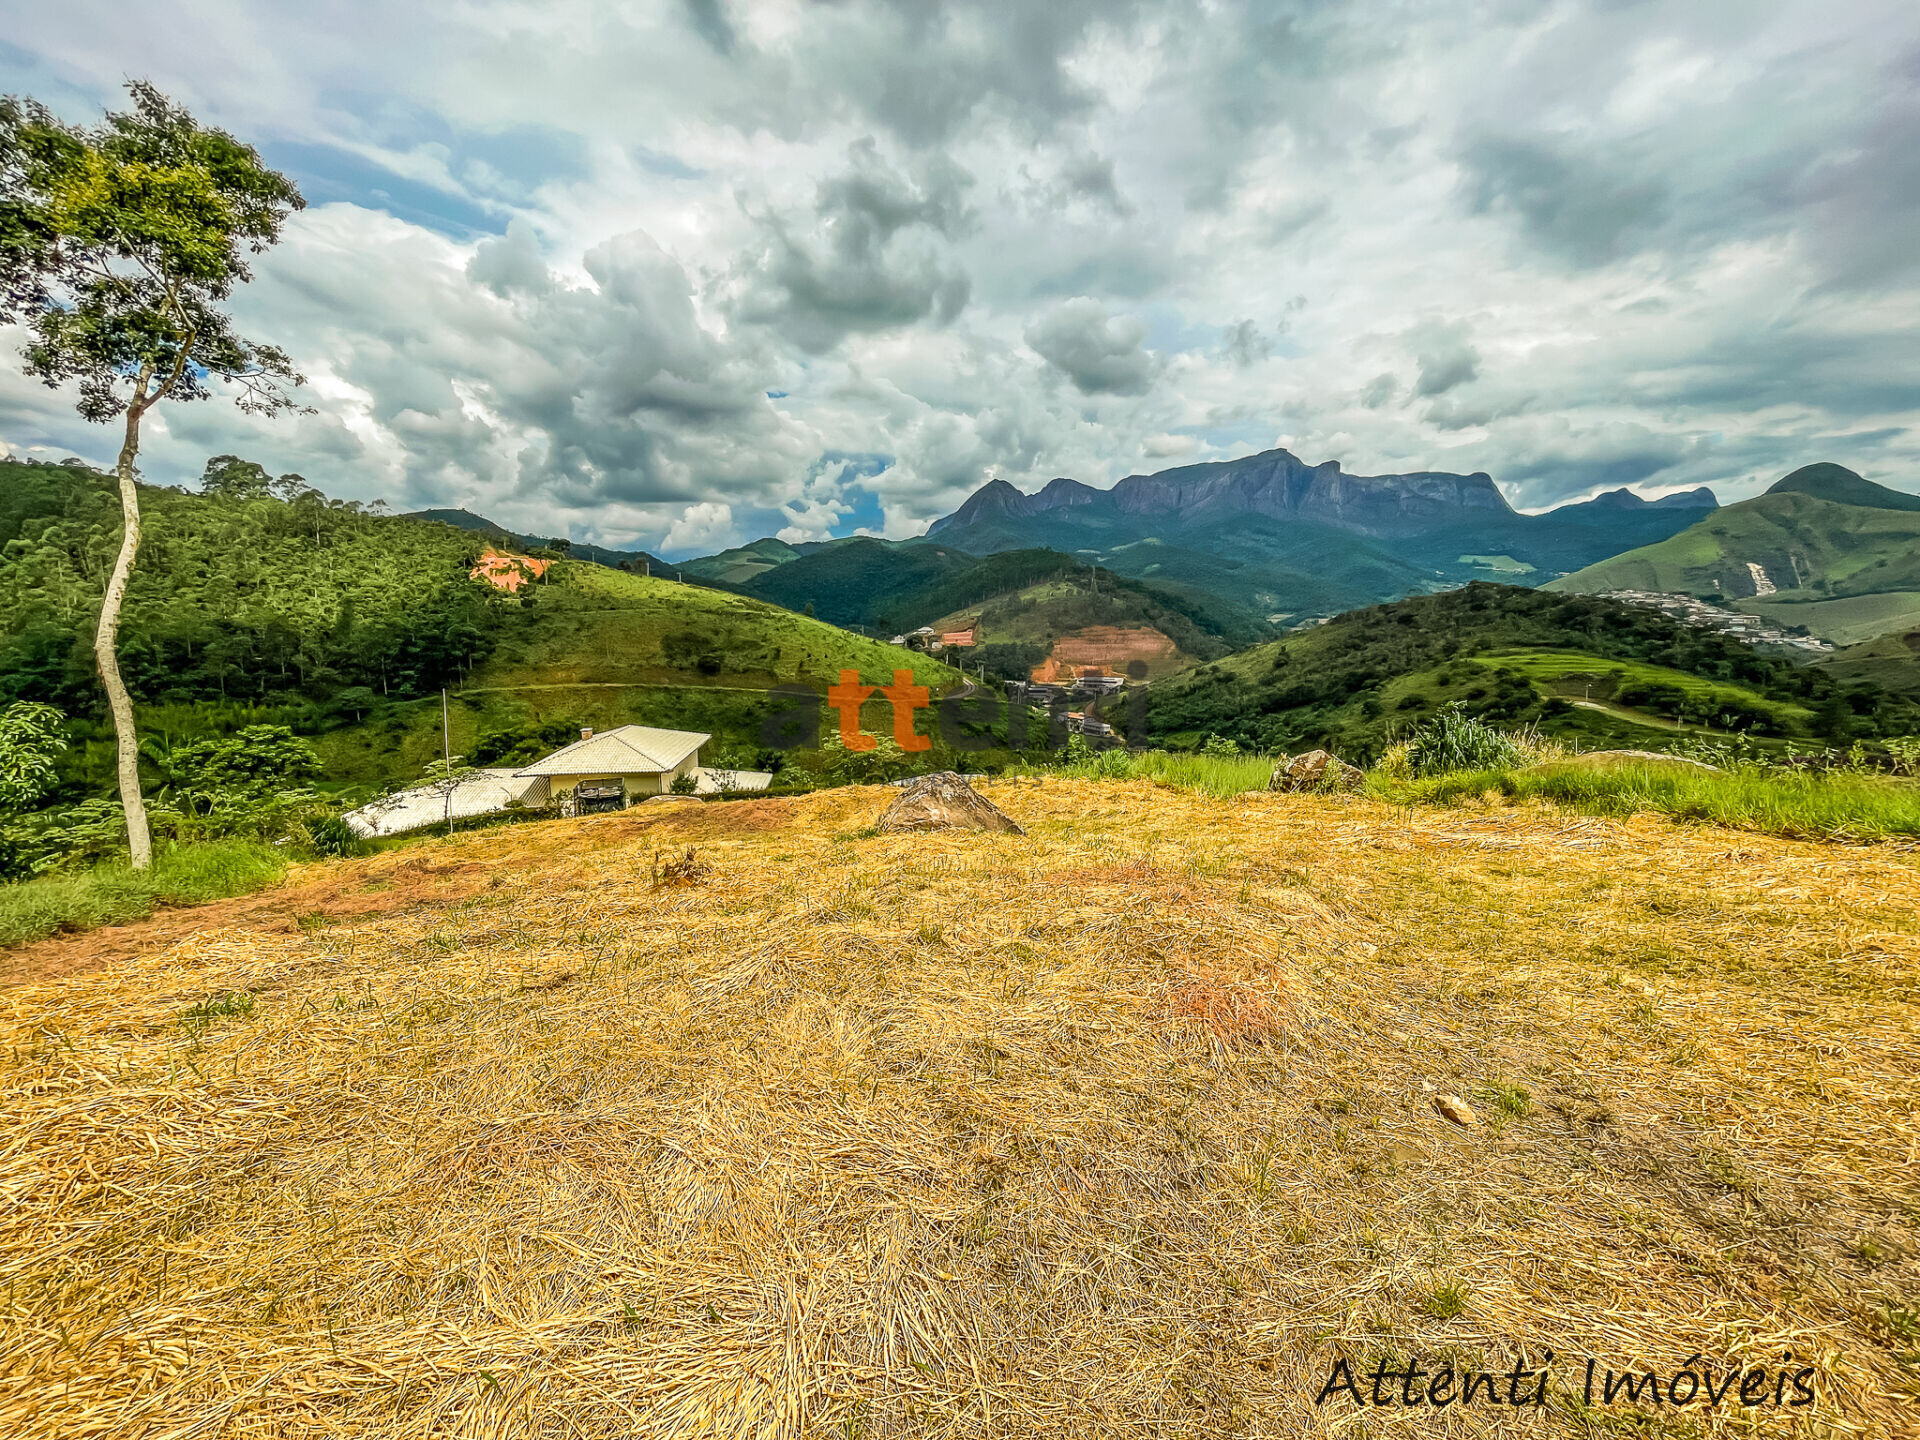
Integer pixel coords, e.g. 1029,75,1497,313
514,724,708,808
341,724,775,836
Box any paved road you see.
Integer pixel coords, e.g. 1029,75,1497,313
449,671,983,701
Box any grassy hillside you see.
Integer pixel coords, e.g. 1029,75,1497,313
1139,583,1919,760
1817,625,1920,698
0,460,967,798
1549,488,1920,633
309,561,968,790
7,782,1916,1436
678,536,803,585
1740,589,1920,646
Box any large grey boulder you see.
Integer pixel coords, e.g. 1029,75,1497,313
877,772,1026,835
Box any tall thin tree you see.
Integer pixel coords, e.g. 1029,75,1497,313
0,82,307,867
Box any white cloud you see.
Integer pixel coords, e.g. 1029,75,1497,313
1,0,1916,557
1025,298,1154,396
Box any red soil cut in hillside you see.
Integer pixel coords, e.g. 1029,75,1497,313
1030,625,1181,682
471,550,551,592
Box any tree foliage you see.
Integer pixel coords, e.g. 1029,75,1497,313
0,701,67,809
0,82,306,422
0,458,508,710
159,725,323,815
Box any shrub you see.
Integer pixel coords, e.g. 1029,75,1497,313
302,813,361,857
1405,702,1524,776
670,771,698,795
1202,733,1242,757
1372,741,1414,783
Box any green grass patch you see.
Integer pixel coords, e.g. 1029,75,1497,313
1042,748,1278,799
1377,760,1920,844
181,990,257,1037
0,839,287,949
1421,1279,1471,1320
1034,743,1920,846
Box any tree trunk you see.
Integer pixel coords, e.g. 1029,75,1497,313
96,396,154,869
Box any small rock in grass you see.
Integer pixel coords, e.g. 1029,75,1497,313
1433,1093,1478,1127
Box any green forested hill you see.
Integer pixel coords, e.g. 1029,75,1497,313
0,460,964,796
1138,583,1919,761
739,536,972,627
734,538,1265,676
1547,466,1920,645
679,536,804,585
1766,462,1920,511
1,459,501,711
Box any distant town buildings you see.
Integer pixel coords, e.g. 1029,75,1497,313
1599,590,1832,653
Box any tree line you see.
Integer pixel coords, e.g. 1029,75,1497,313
1145,583,1920,758
0,457,511,713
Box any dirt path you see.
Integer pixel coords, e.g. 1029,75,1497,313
0,800,791,992
0,855,507,991
1568,697,1699,732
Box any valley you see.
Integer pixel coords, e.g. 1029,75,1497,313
8,449,1919,822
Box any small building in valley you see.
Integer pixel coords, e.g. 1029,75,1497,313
514,725,709,809
341,725,777,837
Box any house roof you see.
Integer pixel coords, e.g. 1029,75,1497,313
692,767,774,794
514,724,708,777
343,769,548,838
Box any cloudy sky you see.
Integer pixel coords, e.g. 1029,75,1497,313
3,0,1917,556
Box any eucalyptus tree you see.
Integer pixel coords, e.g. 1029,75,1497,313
0,82,307,866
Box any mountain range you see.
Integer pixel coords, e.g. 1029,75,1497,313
909,447,1719,626
1550,463,1920,649
411,447,1920,691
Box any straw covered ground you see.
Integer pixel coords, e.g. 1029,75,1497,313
3,779,1918,1438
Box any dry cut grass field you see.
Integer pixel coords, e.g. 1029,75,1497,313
3,780,1918,1438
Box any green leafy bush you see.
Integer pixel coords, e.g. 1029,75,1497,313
0,702,67,808
1888,736,1920,777
160,726,323,814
